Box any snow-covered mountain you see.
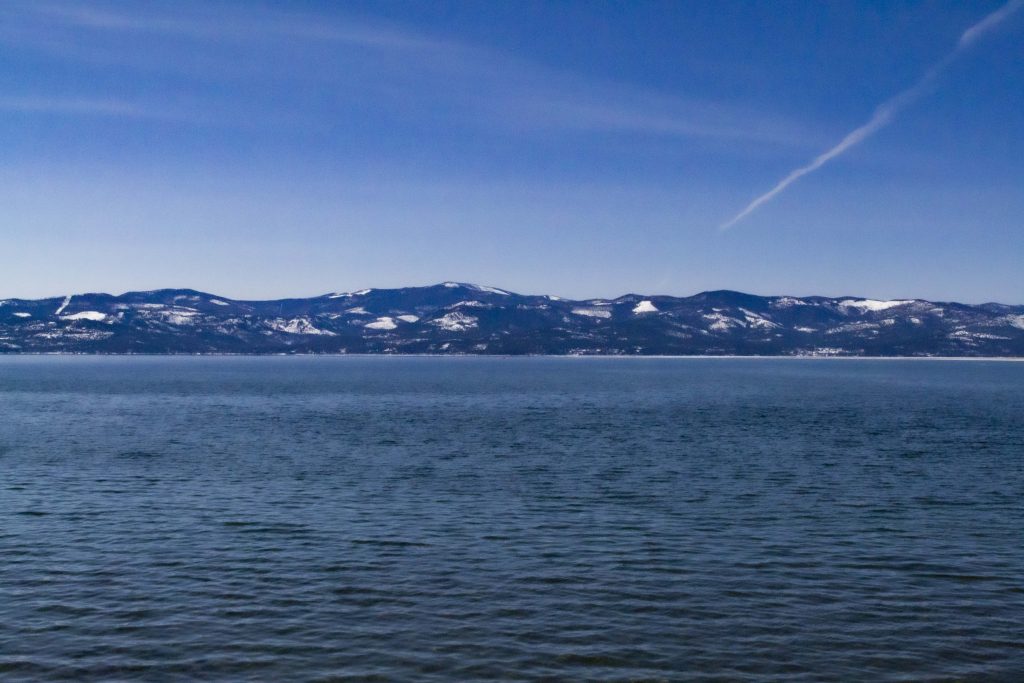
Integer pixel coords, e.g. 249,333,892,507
2,283,1022,356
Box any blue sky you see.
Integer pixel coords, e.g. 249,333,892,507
2,0,1022,302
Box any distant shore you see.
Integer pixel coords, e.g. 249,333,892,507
1,353,1021,361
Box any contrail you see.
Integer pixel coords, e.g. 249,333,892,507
720,0,1023,231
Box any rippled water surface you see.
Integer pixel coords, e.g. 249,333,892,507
1,357,1023,681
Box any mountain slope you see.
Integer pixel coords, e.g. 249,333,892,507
2,283,1022,356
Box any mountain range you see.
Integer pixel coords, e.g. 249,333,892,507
1,283,1022,356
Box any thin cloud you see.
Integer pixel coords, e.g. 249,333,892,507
0,95,222,125
0,96,186,122
1,1,819,149
506,95,813,148
22,1,452,51
0,96,141,116
720,0,1024,231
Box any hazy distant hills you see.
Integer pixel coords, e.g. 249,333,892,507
1,283,1022,356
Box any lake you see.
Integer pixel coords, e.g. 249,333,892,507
1,357,1022,681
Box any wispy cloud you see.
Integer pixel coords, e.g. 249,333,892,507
0,1,816,149
22,1,448,51
719,0,1024,231
499,91,811,148
0,96,141,116
0,95,224,126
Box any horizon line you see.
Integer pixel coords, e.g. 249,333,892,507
2,282,1020,307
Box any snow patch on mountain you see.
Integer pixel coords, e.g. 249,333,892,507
430,312,478,331
771,297,811,308
739,308,780,329
35,329,113,341
949,329,1010,341
365,317,398,330
162,310,199,325
270,318,335,335
573,308,612,319
55,295,72,316
471,284,511,296
839,299,912,313
827,322,880,334
62,311,106,322
633,300,658,314
703,312,742,331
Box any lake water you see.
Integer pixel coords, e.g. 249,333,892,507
1,357,1022,681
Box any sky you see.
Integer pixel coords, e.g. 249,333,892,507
1,0,1022,303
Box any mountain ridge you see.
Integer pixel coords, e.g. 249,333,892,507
2,283,1022,356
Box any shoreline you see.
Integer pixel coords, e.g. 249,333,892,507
0,353,1021,361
